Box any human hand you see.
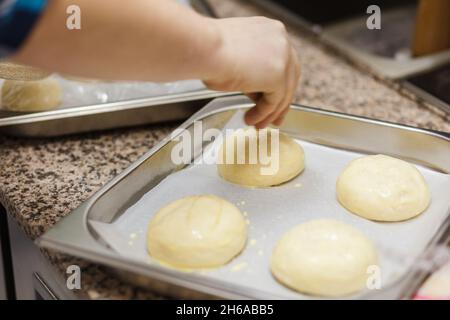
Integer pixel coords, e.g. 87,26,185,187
204,17,301,128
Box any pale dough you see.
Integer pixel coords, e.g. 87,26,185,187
1,79,61,112
147,195,247,269
217,128,305,187
0,62,50,81
337,154,430,222
270,219,378,297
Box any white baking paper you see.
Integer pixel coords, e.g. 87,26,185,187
90,111,450,299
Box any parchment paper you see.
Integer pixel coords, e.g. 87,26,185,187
90,112,450,299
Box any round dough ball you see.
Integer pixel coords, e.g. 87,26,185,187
217,128,305,187
147,195,247,269
337,154,430,222
271,219,378,297
1,79,61,112
0,62,50,81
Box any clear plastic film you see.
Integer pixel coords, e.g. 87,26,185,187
0,0,207,113
0,74,206,112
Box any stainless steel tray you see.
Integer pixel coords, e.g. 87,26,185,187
320,5,450,80
0,90,233,137
249,0,450,80
37,96,450,299
0,0,219,138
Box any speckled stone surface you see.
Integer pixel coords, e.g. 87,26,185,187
0,126,175,299
0,0,449,299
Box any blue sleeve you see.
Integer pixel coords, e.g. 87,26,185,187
0,0,48,58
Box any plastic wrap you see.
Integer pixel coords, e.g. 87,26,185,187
0,74,206,112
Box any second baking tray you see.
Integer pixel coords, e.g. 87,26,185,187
0,90,234,137
0,0,220,138
37,95,450,299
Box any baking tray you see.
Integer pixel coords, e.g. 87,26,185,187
0,0,220,138
0,90,234,137
37,95,450,299
320,5,450,80
249,0,450,80
403,63,450,115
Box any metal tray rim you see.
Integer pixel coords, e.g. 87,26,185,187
0,89,235,126
37,96,450,299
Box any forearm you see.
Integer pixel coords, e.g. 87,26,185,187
10,1,300,128
12,0,221,81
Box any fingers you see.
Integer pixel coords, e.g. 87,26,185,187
244,92,281,125
253,45,292,129
216,17,301,129
274,48,301,126
255,47,297,128
253,46,300,128
273,104,291,126
245,92,262,103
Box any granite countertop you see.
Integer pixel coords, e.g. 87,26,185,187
0,0,449,299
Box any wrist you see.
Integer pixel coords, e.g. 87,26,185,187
198,17,226,83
